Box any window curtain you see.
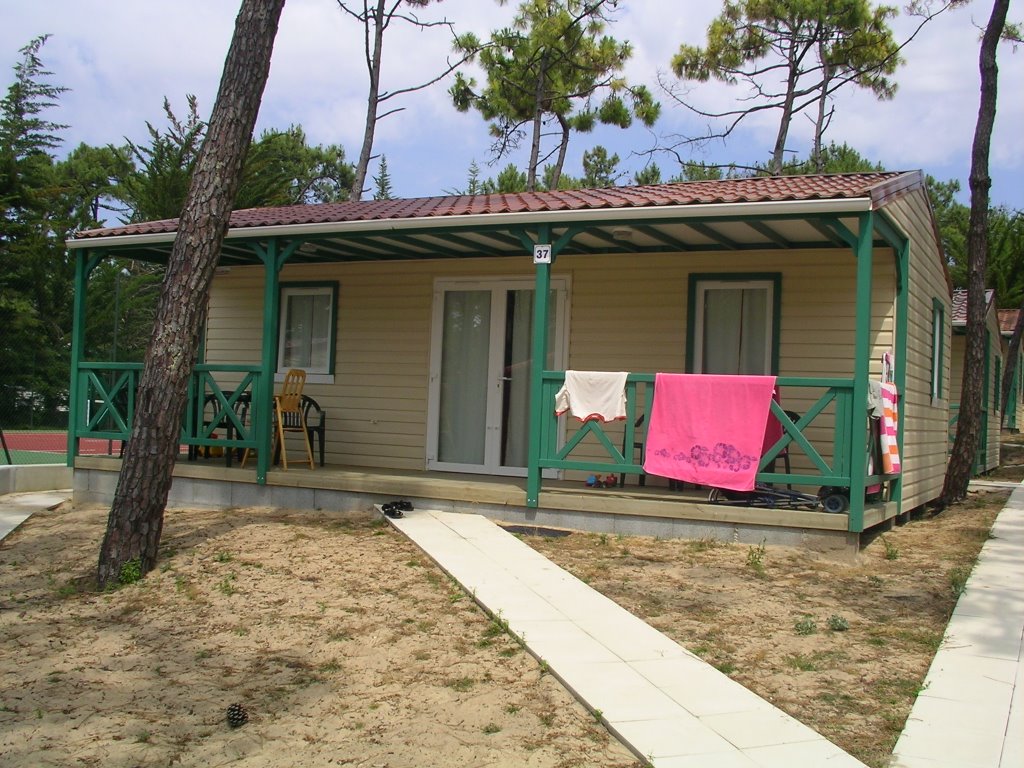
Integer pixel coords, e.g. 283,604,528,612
438,290,491,464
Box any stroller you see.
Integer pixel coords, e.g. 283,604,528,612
707,484,851,513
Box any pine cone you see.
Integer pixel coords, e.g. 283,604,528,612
226,703,248,728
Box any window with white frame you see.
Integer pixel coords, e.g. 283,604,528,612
278,283,337,375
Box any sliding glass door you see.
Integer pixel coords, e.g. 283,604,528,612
428,278,567,475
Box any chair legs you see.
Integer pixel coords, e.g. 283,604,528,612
240,418,315,471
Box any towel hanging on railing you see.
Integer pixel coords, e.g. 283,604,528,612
554,370,629,423
643,373,777,492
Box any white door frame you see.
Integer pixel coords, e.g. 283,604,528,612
426,275,569,476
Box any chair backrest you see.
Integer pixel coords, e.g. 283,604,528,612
277,369,306,413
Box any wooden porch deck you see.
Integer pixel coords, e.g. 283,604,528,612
73,455,898,558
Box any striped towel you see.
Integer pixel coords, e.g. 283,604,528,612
880,383,901,475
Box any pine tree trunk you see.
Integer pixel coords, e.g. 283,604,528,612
941,0,1009,504
97,0,286,589
349,0,386,201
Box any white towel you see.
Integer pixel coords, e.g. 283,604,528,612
554,371,628,422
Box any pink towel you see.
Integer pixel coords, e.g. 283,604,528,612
880,383,901,475
643,373,777,492
554,371,628,422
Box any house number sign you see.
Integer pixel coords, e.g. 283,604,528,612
533,244,552,264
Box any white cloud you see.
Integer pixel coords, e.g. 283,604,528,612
1,0,1021,207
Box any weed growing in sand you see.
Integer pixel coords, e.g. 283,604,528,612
867,574,884,588
785,653,818,672
948,565,971,597
214,551,233,563
135,730,151,744
746,539,767,575
447,677,474,692
794,615,817,635
505,703,520,714
598,533,609,546
827,614,850,632
715,660,737,674
218,573,237,596
117,558,142,586
880,535,899,560
483,722,501,734
539,711,555,727
592,708,603,723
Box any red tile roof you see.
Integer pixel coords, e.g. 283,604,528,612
999,309,1020,336
72,172,910,241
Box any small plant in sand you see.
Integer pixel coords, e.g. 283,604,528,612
880,535,899,560
117,558,142,586
447,676,474,692
827,614,850,632
746,539,767,575
794,615,817,635
482,722,501,734
948,565,971,597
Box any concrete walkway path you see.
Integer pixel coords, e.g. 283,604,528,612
890,483,1024,768
0,490,69,542
385,505,866,767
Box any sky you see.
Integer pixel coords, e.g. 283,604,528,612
2,0,1022,212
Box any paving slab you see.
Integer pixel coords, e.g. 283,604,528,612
891,481,1024,768
383,505,867,767
0,490,70,541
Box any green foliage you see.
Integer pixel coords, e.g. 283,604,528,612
827,614,850,632
451,0,659,189
670,0,902,173
481,163,528,194
880,535,899,560
113,95,205,222
581,145,621,188
633,163,662,186
746,538,767,575
794,614,817,635
117,558,142,586
0,36,75,428
372,154,395,200
236,125,354,207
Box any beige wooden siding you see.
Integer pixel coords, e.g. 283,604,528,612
883,192,951,510
206,257,538,470
555,247,895,482
948,305,1003,473
204,196,949,507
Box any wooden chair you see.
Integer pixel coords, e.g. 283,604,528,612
242,369,315,470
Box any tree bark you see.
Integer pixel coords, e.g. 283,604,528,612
349,0,386,201
942,0,1009,504
97,0,286,589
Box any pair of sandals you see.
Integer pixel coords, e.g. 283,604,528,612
382,500,413,519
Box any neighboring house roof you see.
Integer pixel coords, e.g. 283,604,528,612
999,309,1020,337
951,288,996,327
66,171,930,266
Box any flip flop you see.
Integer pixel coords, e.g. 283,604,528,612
381,502,404,519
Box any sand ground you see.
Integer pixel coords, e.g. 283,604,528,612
0,479,1011,768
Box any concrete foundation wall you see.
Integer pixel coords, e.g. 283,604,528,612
0,464,73,495
73,467,860,560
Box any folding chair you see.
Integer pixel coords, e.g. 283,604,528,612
242,369,315,470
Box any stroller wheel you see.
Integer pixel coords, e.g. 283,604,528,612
821,492,849,514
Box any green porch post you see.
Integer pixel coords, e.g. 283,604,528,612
66,249,103,465
252,237,302,484
255,239,281,484
526,225,552,508
848,212,875,533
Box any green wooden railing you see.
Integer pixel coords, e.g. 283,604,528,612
72,363,263,457
537,373,870,492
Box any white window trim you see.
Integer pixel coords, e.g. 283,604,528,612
277,283,337,378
